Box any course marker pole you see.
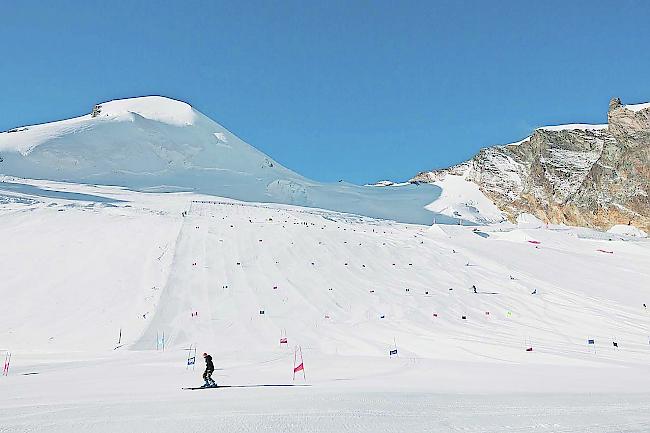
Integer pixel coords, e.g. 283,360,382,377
186,344,197,370
2,352,10,376
587,338,596,354
293,346,305,381
389,338,399,358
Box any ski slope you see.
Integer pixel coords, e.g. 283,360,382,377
1,178,650,432
3,178,649,361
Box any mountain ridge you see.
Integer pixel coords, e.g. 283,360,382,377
411,97,650,232
0,96,446,225
4,95,648,231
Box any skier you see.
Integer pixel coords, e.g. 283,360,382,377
472,285,477,294
202,352,216,388
531,289,537,295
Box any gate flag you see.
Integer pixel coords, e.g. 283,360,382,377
293,346,306,381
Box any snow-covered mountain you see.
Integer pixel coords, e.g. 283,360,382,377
2,99,650,432
0,97,302,194
0,96,447,224
412,98,650,233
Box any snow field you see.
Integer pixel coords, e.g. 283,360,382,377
2,180,650,432
2,180,649,368
141,199,649,370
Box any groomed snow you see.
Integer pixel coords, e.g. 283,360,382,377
1,179,650,431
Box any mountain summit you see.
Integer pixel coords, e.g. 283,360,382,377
0,96,298,189
0,96,444,224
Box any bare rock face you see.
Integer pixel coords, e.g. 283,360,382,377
412,98,650,232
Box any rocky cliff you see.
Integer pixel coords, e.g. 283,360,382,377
412,98,650,232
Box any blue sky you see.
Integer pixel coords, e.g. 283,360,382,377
1,1,649,184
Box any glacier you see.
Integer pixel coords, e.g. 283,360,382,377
0,96,457,225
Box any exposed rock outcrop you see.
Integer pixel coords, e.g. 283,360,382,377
412,98,650,232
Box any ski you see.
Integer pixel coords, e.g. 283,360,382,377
182,385,219,390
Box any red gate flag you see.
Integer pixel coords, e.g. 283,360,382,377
293,345,306,381
2,353,10,376
280,337,288,344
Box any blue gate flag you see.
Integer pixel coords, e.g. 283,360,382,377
389,349,398,356
188,356,196,366
587,339,595,345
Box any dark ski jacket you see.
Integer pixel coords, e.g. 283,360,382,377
204,355,214,372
